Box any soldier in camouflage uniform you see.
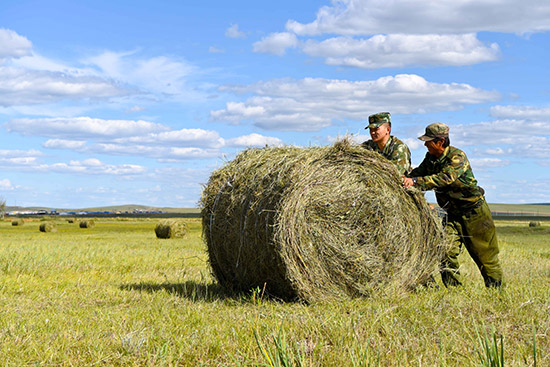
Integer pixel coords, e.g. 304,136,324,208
403,123,502,287
362,112,411,175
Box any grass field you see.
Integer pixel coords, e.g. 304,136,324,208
0,217,548,366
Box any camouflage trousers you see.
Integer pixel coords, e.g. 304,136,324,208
441,199,503,287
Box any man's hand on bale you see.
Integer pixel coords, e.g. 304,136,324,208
402,176,415,188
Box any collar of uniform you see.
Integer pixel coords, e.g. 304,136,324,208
434,146,450,162
381,135,394,153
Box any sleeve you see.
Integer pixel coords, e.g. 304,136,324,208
408,155,429,178
415,151,469,190
391,143,411,175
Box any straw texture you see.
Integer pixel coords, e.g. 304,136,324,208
201,139,448,302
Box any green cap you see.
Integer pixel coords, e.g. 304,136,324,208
366,112,391,129
418,122,449,141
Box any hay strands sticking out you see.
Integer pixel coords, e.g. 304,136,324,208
11,218,24,226
39,222,57,232
200,137,449,302
79,220,95,229
155,219,188,239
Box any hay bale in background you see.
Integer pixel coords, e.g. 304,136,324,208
201,138,448,302
79,220,95,229
67,218,75,223
11,218,24,226
155,220,187,239
529,221,541,227
39,222,57,232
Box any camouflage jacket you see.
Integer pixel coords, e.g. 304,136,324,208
408,146,483,214
362,136,411,175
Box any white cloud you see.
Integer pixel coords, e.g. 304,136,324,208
442,119,550,163
285,0,550,36
0,149,42,167
0,178,15,190
91,143,220,160
208,46,225,54
485,147,513,155
0,28,32,59
248,1,550,69
302,34,499,68
452,119,550,147
226,24,246,39
490,105,550,120
0,156,37,165
5,117,168,139
469,157,510,168
253,32,299,56
84,51,197,98
210,102,266,123
0,148,43,158
38,159,146,175
0,30,133,107
0,66,130,107
168,147,220,159
12,53,91,75
112,128,225,148
3,116,232,160
125,105,146,113
43,139,87,150
403,137,423,151
0,147,148,174
211,74,499,131
225,133,283,147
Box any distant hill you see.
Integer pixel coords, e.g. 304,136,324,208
488,203,550,215
5,204,199,214
5,203,550,215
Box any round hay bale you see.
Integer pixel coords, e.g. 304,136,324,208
529,221,541,227
39,222,57,232
79,220,95,229
155,220,187,239
11,218,24,226
67,218,75,223
201,139,448,302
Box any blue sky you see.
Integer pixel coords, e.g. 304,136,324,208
1,0,549,208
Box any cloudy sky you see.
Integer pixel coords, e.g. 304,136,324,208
1,0,549,208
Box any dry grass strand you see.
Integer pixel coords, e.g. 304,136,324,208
201,138,449,302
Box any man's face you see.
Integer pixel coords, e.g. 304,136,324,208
369,123,390,143
425,139,445,157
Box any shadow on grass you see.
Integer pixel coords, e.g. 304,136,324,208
120,281,229,302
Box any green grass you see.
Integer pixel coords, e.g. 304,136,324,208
0,218,548,366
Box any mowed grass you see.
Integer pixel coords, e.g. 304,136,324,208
0,218,548,366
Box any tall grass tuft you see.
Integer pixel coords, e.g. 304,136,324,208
254,326,307,367
349,343,381,367
476,327,504,367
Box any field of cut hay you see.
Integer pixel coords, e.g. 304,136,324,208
0,217,548,366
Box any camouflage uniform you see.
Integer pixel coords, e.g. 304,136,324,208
409,123,503,287
362,136,411,175
363,112,412,175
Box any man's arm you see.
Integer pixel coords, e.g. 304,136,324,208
414,151,469,190
391,143,411,175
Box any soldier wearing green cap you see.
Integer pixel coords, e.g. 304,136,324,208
361,112,411,175
403,123,503,288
